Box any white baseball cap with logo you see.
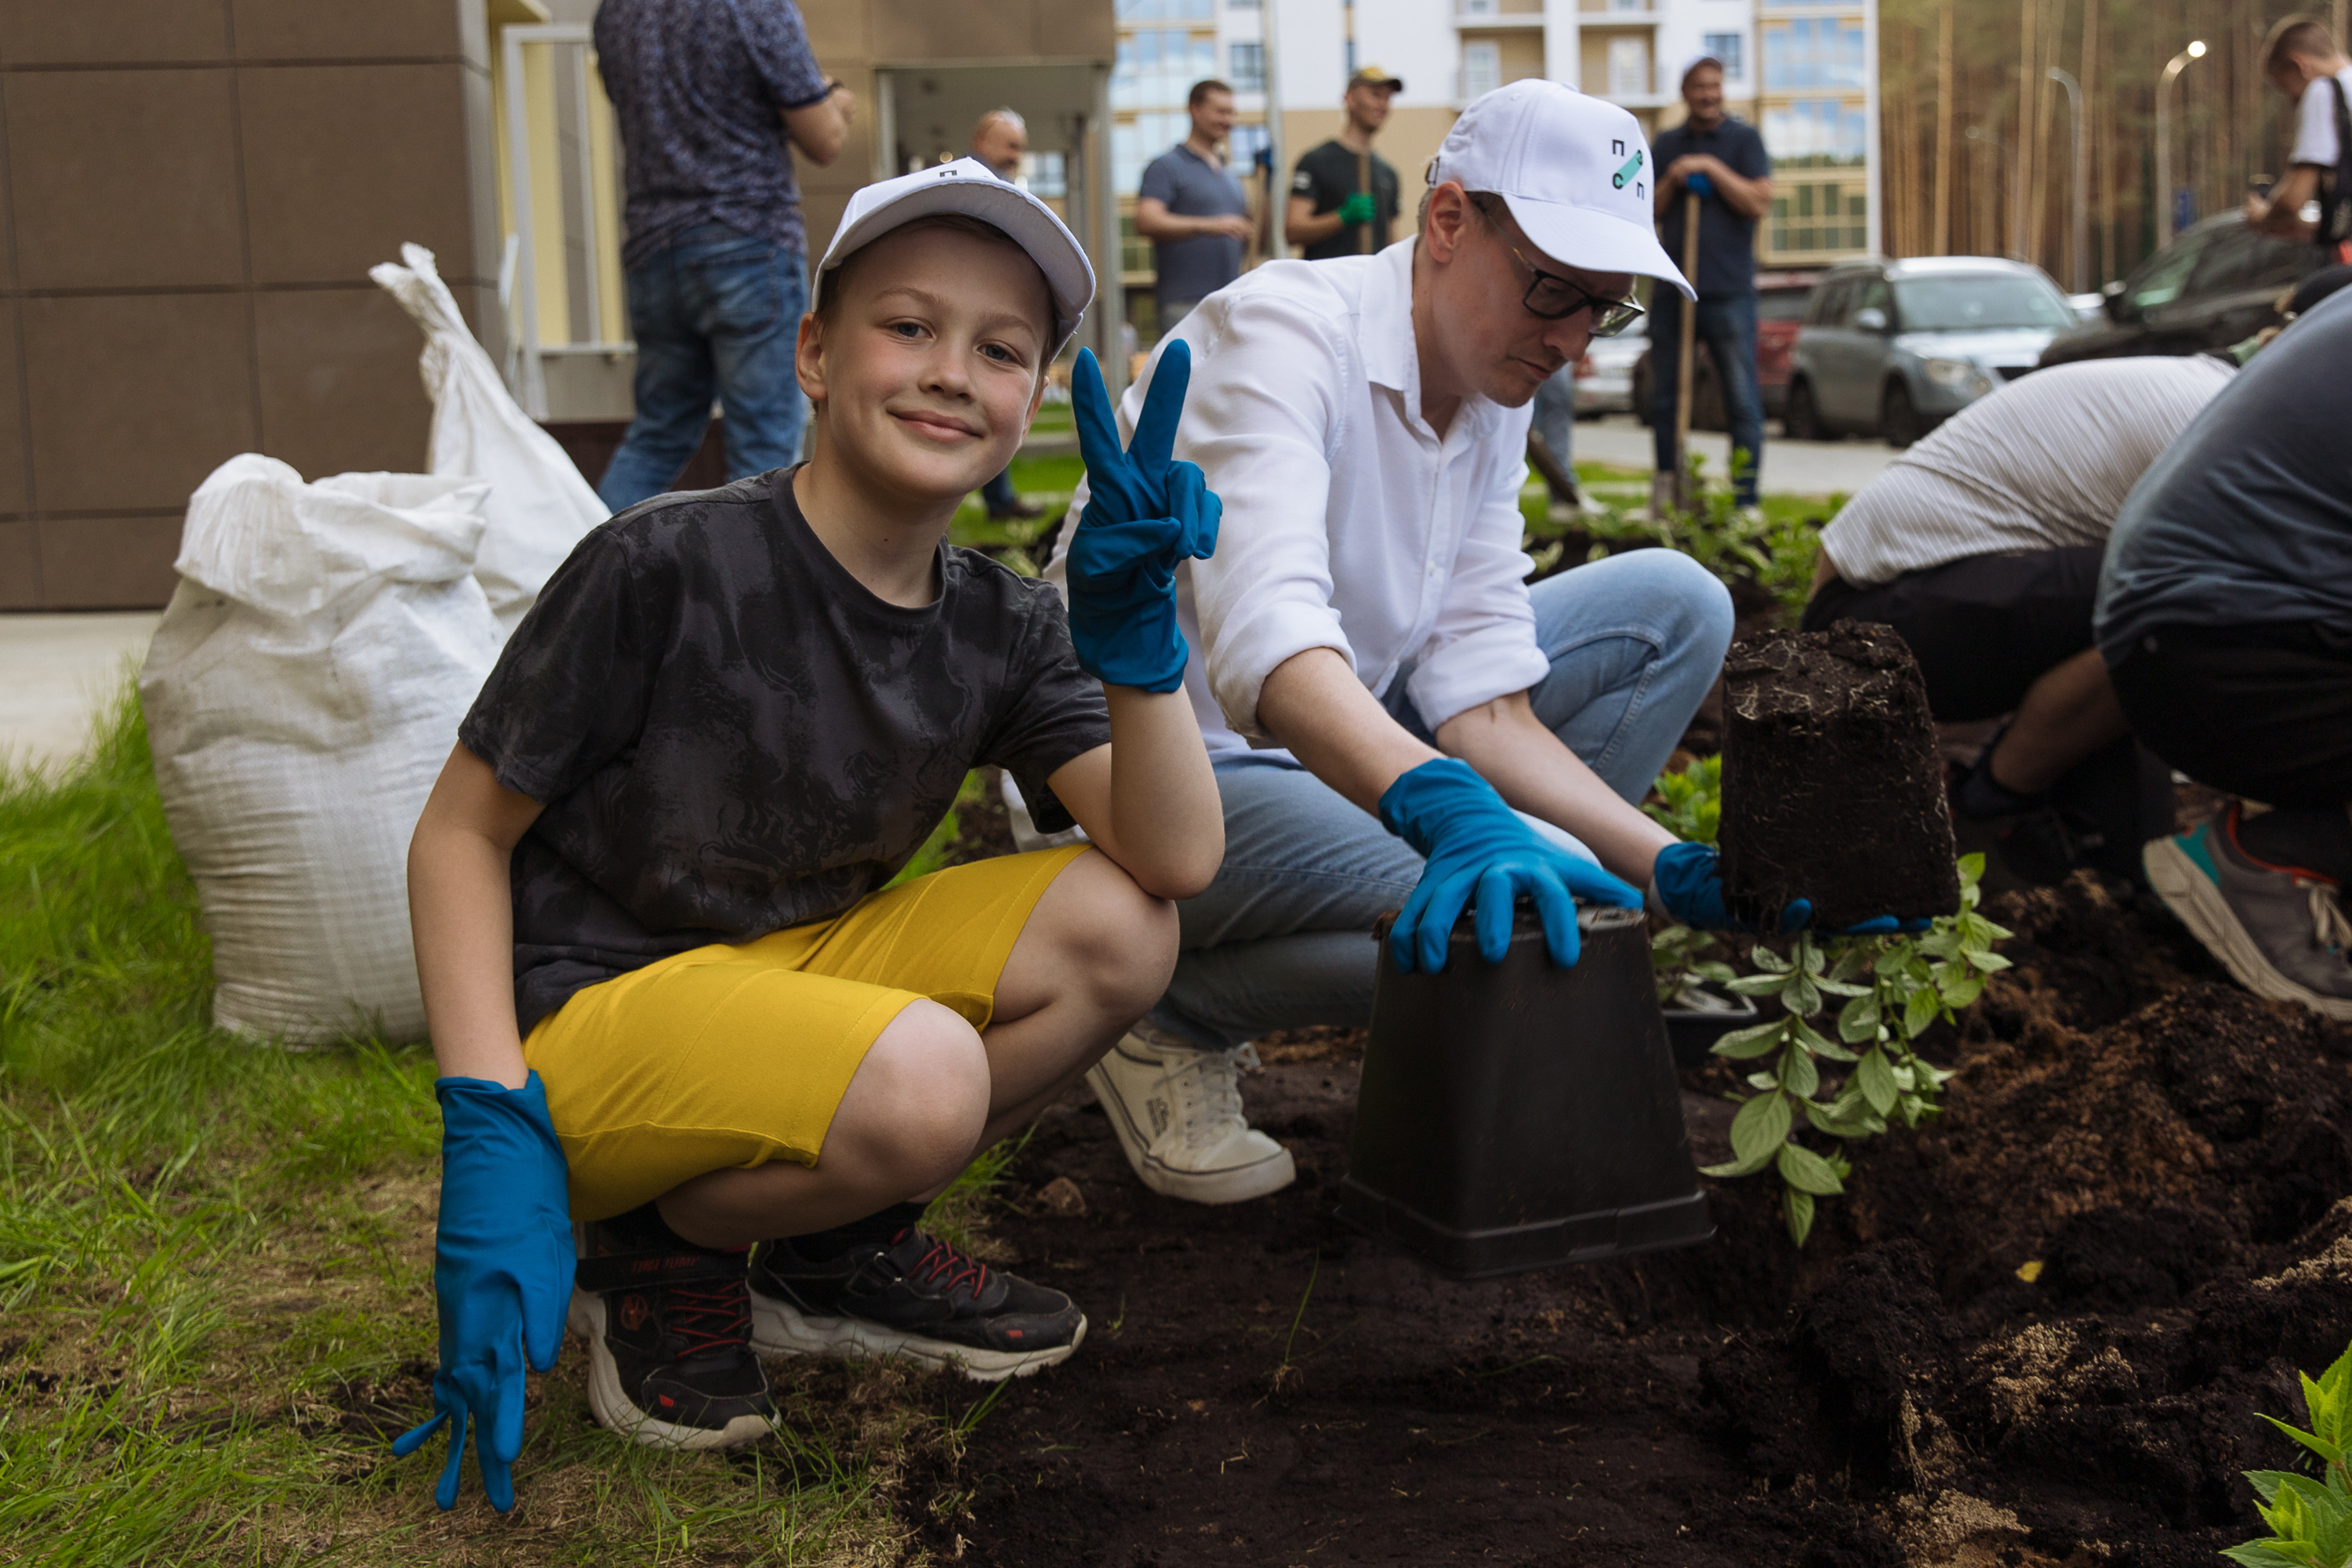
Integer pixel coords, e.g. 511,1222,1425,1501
815,157,1097,350
1427,79,1695,300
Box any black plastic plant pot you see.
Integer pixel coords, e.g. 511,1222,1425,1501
1661,984,1762,1070
1338,906,1714,1281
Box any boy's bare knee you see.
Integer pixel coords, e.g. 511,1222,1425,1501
838,1000,992,1189
1054,852,1179,1014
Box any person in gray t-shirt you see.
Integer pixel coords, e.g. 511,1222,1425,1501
1134,79,1252,333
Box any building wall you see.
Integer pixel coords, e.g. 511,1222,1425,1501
0,0,506,611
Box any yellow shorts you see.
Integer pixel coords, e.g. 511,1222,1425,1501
524,845,1091,1221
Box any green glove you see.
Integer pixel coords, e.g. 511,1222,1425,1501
1338,191,1377,226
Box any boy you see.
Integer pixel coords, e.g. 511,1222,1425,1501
394,160,1225,1510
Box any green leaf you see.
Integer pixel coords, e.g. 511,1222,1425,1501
1814,976,1871,997
2264,1413,2350,1470
1939,971,1985,1009
1875,945,1915,978
1711,1019,1791,1058
1957,851,1985,887
1800,938,1826,975
1828,942,1876,984
1778,1045,1820,1100
1750,945,1791,975
1902,985,1942,1040
1777,1142,1846,1196
1784,975,1822,1018
1700,1145,1777,1179
1724,972,1795,996
1729,1091,1792,1165
1838,992,1882,1044
1690,961,1737,984
1783,1187,1817,1247
1857,1047,1898,1116
1746,1070,1779,1092
1793,1016,1858,1062
1970,951,2015,974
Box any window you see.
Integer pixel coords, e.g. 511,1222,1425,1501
1229,40,1265,91
1893,274,2074,332
1116,0,1213,16
1023,151,1068,199
1462,42,1501,100
1762,97,1867,164
1228,122,1270,171
1111,28,1218,113
1606,35,1650,97
1460,0,1497,13
1703,31,1744,80
1770,182,1867,253
1762,17,1865,91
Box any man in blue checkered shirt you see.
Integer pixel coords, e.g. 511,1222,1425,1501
593,0,855,510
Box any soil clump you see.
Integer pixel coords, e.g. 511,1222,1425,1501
910,871,2352,1565
1720,626,1960,929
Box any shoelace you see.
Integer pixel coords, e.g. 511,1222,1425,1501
1167,1043,1258,1150
901,1232,989,1301
2305,880,2352,955
666,1278,751,1356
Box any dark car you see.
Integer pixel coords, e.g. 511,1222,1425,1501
1630,270,1820,431
1786,256,2076,446
2038,212,2321,368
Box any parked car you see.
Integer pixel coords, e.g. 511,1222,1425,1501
1784,256,2076,446
1627,270,1820,430
1572,325,1646,416
2038,212,2321,368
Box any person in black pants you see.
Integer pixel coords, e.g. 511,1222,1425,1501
2103,285,2352,1020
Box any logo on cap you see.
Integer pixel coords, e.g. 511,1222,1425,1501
1611,145,1644,191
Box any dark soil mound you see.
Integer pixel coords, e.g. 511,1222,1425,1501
911,873,2352,1566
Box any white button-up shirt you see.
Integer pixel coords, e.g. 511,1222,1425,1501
1047,239,1548,757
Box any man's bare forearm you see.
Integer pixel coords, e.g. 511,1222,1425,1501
1433,693,1674,885
1255,648,1441,815
408,745,543,1088
1285,198,1345,246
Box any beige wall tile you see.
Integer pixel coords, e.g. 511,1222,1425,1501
0,0,229,66
1029,0,1114,58
872,0,1033,61
22,293,257,514
0,307,25,516
253,286,432,480
239,62,474,285
34,517,183,608
5,69,246,290
230,0,460,60
801,3,868,60
0,519,36,608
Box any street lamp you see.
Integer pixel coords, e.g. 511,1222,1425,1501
2156,39,2207,249
2048,66,2088,292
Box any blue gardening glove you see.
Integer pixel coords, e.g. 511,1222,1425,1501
392,1073,574,1512
1686,170,1715,198
1379,757,1644,974
1648,840,1929,936
1065,342,1221,693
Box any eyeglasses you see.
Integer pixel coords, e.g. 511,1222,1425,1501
1503,243,1646,336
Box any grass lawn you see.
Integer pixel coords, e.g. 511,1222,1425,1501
0,688,1009,1565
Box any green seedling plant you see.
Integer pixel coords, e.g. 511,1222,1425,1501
2227,1339,2352,1568
1642,756,1735,1005
1699,854,2010,1245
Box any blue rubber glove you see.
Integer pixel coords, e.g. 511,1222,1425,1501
1649,840,1929,935
1379,757,1644,974
392,1073,574,1512
1686,170,1715,198
1065,341,1221,693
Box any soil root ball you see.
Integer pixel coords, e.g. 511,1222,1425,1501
1719,623,1960,930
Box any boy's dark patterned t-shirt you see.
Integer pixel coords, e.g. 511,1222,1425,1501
459,469,1111,1034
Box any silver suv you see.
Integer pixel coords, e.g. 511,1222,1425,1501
1785,256,2077,446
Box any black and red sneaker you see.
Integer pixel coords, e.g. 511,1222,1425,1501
748,1227,1086,1382
568,1217,776,1450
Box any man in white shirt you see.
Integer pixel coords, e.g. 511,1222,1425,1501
1805,354,2237,884
2245,15,2352,260
1051,82,1749,1205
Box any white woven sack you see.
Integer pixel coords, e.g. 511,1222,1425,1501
371,241,606,638
140,454,497,1045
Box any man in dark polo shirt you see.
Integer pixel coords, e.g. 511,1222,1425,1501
1288,66,1403,260
593,0,854,512
1135,79,1253,336
1649,53,1772,511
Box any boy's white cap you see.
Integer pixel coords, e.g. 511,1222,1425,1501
1427,80,1695,300
815,158,1095,350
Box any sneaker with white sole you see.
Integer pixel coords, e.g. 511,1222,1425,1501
747,1226,1084,1382
1086,1030,1296,1203
568,1225,777,1451
2144,803,2352,1022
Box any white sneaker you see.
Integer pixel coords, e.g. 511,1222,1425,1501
1086,1032,1296,1204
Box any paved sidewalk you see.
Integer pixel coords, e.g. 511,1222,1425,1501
1,612,162,771
1570,415,1898,497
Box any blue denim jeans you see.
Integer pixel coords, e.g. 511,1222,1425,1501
1147,547,1734,1052
598,223,810,513
1647,291,1764,506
